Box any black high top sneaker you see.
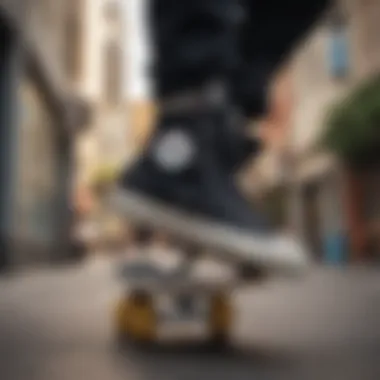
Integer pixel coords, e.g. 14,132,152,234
112,90,309,276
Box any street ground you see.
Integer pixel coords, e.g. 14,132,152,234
0,254,380,380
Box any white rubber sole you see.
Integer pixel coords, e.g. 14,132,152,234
108,187,311,276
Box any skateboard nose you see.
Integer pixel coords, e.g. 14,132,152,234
260,234,312,275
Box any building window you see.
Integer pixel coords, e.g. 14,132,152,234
326,7,350,80
103,0,122,104
104,40,122,104
104,0,122,38
65,1,83,81
18,77,60,245
104,0,120,23
363,167,380,223
39,0,55,27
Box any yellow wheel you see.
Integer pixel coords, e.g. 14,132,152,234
115,291,157,345
125,291,157,344
209,293,232,346
115,296,130,343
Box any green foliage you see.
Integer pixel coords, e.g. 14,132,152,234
321,74,380,164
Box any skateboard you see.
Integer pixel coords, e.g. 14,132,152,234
110,191,311,347
114,253,239,348
112,225,305,348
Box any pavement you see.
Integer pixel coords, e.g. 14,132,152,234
1,254,380,380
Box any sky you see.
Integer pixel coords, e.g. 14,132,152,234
124,0,152,101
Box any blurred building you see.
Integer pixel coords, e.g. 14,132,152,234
125,0,156,157
74,0,130,214
246,66,295,192
0,0,89,269
73,0,156,203
241,65,295,236
286,4,350,264
342,0,380,261
253,0,380,264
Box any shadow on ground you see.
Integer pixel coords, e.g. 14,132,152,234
113,340,297,380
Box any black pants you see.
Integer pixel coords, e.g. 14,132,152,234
149,0,330,117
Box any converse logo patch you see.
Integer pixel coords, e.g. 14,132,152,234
152,129,197,172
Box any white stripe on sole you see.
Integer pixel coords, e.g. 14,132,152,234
108,188,311,276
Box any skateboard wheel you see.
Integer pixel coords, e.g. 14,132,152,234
209,293,232,344
114,291,157,345
126,291,157,343
115,296,130,339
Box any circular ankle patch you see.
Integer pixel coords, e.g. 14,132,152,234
152,129,197,173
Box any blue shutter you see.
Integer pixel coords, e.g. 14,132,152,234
328,29,349,78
